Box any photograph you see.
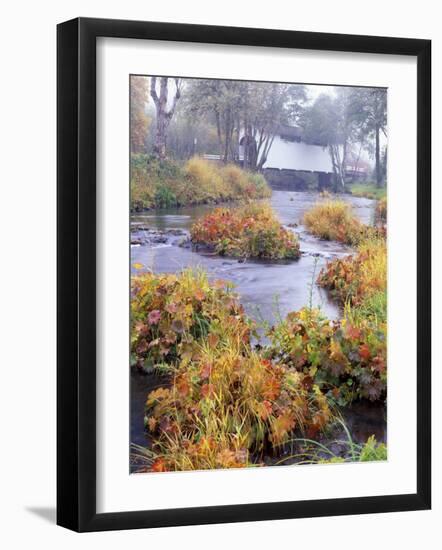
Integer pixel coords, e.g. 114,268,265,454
129,75,388,473
0,1,434,542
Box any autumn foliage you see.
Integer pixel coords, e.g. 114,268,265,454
317,237,387,311
375,196,387,224
131,270,332,472
190,203,300,259
131,155,271,210
266,307,387,406
302,200,384,246
131,198,388,472
131,269,249,372
146,344,331,471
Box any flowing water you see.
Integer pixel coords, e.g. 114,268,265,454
130,190,386,458
131,191,375,324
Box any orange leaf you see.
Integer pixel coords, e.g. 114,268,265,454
359,343,371,361
200,363,212,380
262,377,281,401
201,383,214,398
207,333,220,349
177,377,190,397
346,324,361,340
194,289,206,301
150,458,167,472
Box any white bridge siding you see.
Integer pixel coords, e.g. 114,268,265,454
262,136,333,173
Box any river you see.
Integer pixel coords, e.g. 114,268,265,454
130,190,386,459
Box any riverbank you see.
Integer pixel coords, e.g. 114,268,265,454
131,155,271,211
349,182,387,200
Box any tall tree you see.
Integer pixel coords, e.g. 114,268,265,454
302,93,349,191
150,77,182,159
185,79,305,170
185,79,244,163
347,88,387,187
242,83,306,171
130,76,150,153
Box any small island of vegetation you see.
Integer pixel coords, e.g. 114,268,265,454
190,203,300,259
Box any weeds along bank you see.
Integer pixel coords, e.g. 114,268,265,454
130,198,387,472
190,203,300,260
303,200,386,245
297,200,388,406
131,155,271,210
131,270,332,471
375,196,387,224
349,182,387,201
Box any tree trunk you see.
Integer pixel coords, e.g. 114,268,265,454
351,142,363,183
221,108,232,163
150,77,181,161
329,145,345,192
375,124,381,187
154,111,167,159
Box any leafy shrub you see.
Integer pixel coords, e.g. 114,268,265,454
154,185,177,208
375,196,387,224
131,269,332,472
266,307,387,406
131,269,249,373
317,237,387,313
190,203,300,260
130,155,271,210
131,154,181,210
145,344,332,471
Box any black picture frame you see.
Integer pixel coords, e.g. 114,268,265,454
57,17,431,532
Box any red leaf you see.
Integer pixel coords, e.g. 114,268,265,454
359,344,371,361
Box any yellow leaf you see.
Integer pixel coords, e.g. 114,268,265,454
132,262,144,270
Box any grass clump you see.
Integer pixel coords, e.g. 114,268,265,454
145,342,332,472
302,200,368,245
317,237,387,316
275,427,387,465
190,203,300,260
130,154,271,210
359,435,387,461
349,182,386,200
131,269,332,472
266,307,387,406
303,200,386,246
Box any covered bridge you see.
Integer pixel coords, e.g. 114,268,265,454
255,125,333,190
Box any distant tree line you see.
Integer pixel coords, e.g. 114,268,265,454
130,76,387,189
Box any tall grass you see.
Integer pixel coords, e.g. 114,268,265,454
302,200,366,245
131,269,333,472
274,418,387,465
130,154,271,210
317,236,387,314
303,199,386,246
